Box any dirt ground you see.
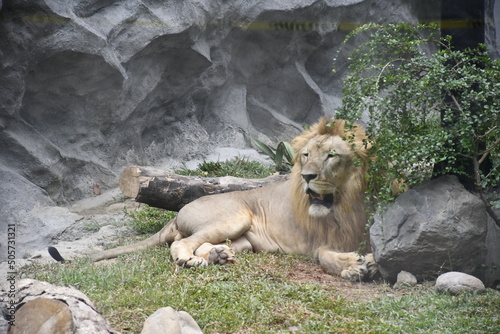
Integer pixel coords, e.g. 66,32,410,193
285,260,424,302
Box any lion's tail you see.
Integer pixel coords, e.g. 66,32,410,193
48,218,179,263
90,218,179,261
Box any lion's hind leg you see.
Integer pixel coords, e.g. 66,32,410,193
170,215,252,268
171,240,238,268
195,236,254,265
194,243,236,265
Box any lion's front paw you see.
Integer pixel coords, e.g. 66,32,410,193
340,257,369,282
176,256,208,268
340,254,378,281
207,245,235,265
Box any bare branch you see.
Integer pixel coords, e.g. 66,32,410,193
375,58,405,90
478,126,498,139
483,161,500,181
478,136,500,165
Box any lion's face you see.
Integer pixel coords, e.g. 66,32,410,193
298,135,355,217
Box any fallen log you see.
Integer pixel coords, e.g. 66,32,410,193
119,166,289,211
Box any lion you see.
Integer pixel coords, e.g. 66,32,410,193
50,118,377,281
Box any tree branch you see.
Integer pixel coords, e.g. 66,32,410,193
119,166,288,211
478,136,500,165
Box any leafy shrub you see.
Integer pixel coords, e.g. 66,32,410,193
335,23,500,224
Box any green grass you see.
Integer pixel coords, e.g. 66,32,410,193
21,247,500,334
364,289,500,333
128,205,176,234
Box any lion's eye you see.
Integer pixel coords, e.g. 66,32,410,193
303,153,309,157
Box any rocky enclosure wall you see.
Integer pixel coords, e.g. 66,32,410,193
0,0,434,206
11,0,500,264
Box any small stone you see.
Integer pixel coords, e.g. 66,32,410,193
435,272,485,295
393,270,417,289
141,307,203,334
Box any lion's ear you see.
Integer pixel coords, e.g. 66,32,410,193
290,129,316,156
353,139,373,161
290,137,302,152
361,138,373,152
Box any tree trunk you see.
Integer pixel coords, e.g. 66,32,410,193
119,166,289,211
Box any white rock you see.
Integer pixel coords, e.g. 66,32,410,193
435,272,485,295
141,307,203,334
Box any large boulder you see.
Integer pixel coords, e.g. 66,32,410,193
484,212,500,287
370,175,488,282
0,279,204,334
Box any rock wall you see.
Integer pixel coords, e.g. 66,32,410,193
0,0,429,205
487,0,500,58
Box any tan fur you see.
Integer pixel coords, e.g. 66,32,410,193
90,118,377,281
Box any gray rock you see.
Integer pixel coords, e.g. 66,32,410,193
393,270,417,289
370,175,488,282
0,279,118,334
435,272,486,295
0,278,204,334
141,307,203,334
483,211,500,287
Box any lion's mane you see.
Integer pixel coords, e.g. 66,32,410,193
290,118,370,256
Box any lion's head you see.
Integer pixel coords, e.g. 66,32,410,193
290,119,370,251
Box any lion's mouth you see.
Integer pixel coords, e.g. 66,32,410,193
307,189,334,208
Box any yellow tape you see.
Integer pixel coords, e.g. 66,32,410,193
1,14,486,32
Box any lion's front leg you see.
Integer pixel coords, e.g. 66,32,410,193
318,249,377,281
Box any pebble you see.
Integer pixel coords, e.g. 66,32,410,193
393,270,418,289
435,272,485,295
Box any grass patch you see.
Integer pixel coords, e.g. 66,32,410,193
128,205,176,234
82,220,106,232
176,157,276,178
362,289,500,333
20,247,500,334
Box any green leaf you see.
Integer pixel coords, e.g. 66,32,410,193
250,137,276,160
276,141,294,165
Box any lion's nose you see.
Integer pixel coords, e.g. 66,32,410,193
301,174,317,183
